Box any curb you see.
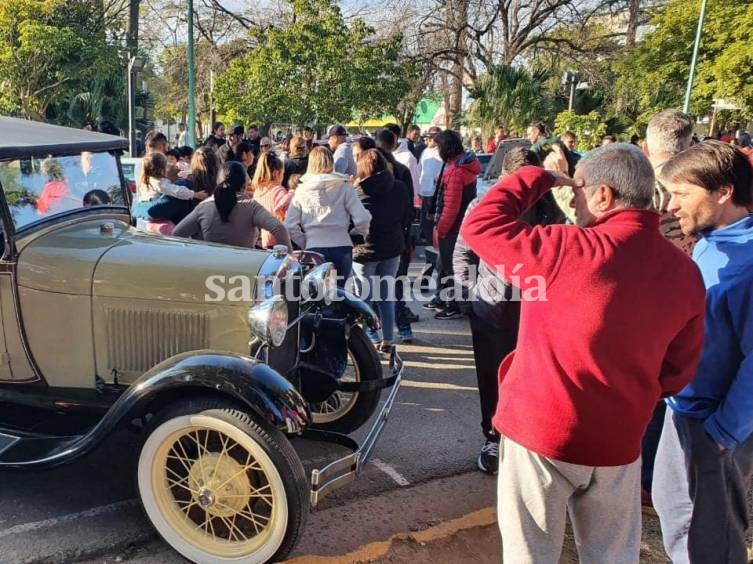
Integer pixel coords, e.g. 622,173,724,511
284,506,496,564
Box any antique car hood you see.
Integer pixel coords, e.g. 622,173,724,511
93,229,271,305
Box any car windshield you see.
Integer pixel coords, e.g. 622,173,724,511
0,152,126,231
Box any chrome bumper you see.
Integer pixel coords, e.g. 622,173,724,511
307,346,403,507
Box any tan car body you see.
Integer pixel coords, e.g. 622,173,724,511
4,213,268,387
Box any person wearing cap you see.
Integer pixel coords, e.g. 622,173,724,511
259,136,273,153
327,124,356,177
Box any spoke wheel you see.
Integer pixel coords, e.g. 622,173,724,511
138,402,308,564
309,324,383,434
310,350,360,424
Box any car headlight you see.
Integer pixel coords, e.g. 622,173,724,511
247,295,288,347
302,262,337,304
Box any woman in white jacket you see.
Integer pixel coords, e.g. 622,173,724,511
284,146,371,286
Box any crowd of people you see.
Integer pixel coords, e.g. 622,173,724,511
129,112,753,563
132,120,470,350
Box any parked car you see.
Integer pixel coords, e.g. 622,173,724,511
0,117,402,563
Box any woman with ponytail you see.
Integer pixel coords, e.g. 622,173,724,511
173,161,291,250
251,152,292,247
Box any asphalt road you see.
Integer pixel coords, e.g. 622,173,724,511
0,254,492,563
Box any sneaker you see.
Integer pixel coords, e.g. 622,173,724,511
422,299,444,311
405,310,420,323
397,327,414,343
477,440,499,475
435,308,463,320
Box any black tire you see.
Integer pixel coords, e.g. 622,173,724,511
311,325,383,434
137,398,309,564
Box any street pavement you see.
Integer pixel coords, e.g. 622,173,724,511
0,252,496,563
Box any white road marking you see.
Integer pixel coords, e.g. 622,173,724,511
371,458,410,486
0,499,138,539
401,379,478,392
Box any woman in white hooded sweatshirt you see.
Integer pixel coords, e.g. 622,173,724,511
285,147,371,286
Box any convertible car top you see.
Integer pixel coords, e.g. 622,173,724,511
0,117,128,160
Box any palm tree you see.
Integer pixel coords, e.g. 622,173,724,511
467,65,555,134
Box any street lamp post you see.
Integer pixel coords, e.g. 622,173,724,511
684,0,708,114
186,0,196,148
562,71,577,112
127,56,146,156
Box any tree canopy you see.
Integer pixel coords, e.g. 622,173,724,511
0,0,123,123
214,0,415,129
614,0,753,126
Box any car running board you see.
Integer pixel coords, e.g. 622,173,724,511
0,432,20,457
0,431,81,466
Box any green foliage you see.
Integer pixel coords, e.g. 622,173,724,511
614,0,753,123
0,0,124,122
467,65,557,134
554,110,607,149
214,0,414,128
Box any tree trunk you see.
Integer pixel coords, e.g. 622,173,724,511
625,0,641,50
447,71,463,129
440,0,469,130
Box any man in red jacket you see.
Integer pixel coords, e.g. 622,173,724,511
461,143,706,562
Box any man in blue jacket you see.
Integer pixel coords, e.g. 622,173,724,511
654,140,753,564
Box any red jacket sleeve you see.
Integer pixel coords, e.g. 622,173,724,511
460,166,569,287
436,166,464,238
659,312,705,397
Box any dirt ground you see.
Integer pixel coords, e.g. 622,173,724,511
374,508,667,564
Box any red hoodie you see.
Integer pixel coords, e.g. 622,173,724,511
461,166,706,466
436,152,482,238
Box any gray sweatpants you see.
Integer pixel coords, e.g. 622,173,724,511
653,409,753,564
497,436,641,564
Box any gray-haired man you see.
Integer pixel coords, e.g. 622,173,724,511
640,109,697,505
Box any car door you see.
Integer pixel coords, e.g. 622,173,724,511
0,229,38,382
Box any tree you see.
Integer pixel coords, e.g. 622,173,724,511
214,0,414,130
466,65,556,134
554,110,607,149
613,0,753,125
0,0,123,121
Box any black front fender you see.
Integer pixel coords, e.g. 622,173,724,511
331,287,379,329
130,351,311,433
0,351,310,468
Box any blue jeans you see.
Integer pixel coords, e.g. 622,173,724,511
309,246,353,287
355,256,400,342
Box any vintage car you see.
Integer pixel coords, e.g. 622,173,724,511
0,117,402,563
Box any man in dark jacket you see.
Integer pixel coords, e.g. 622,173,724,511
425,130,480,319
454,148,564,475
375,129,418,341
204,122,226,151
407,124,425,160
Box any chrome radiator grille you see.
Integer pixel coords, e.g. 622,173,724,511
104,307,209,373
